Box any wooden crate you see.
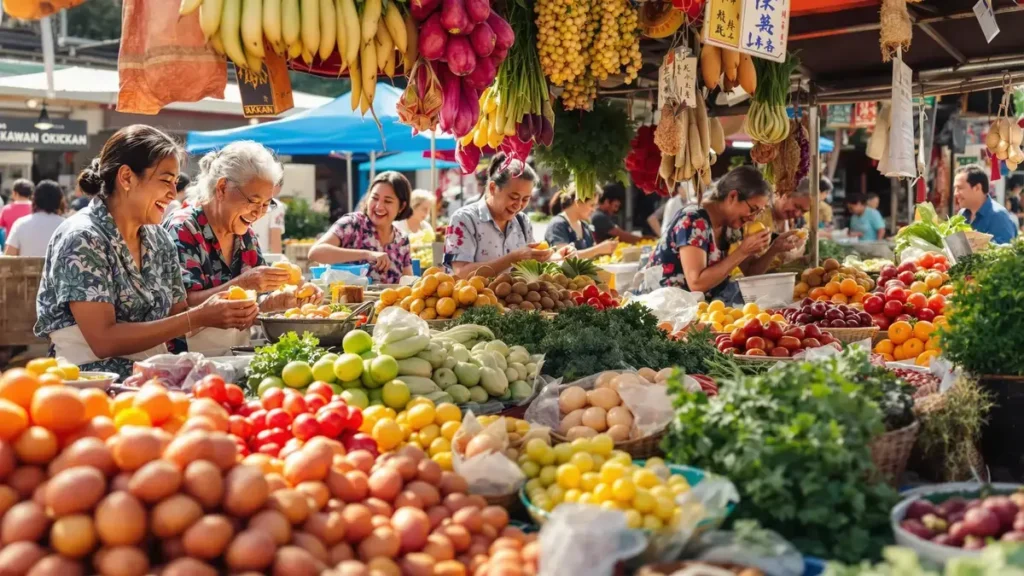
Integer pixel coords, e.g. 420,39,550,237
0,257,46,346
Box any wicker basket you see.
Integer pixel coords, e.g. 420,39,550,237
551,426,667,460
870,420,920,486
0,257,46,346
822,325,879,344
483,490,520,510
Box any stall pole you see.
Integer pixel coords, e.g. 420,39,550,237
808,95,820,267
345,153,354,212
369,152,376,181
430,132,438,230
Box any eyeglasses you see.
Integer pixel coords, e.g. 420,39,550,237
744,199,765,217
232,183,280,213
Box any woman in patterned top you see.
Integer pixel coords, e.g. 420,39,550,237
34,125,255,379
643,166,802,300
164,141,322,353
308,171,414,284
443,153,557,277
545,184,618,259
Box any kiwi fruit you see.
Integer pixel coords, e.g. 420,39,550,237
511,282,528,296
505,293,523,305
540,297,555,310
519,301,535,311
494,283,512,297
526,282,540,292
525,291,541,303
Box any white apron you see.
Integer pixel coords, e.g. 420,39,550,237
185,327,251,358
50,325,170,367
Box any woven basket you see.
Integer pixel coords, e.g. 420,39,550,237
483,490,520,510
870,420,920,486
0,257,46,346
552,427,667,460
822,325,879,344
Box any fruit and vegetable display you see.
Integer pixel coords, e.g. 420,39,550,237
554,373,654,442
865,258,950,330
266,303,356,320
491,259,596,312
893,203,972,259
898,492,1024,551
873,319,944,367
779,300,876,329
794,258,876,303
374,267,501,319
715,321,841,358
696,301,788,334
593,238,657,266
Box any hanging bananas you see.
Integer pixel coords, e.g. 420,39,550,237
459,87,509,151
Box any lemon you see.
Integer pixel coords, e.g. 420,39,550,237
578,493,595,505
642,515,664,531
591,454,605,470
406,397,435,410
600,462,627,484
742,302,760,315
372,419,403,451
418,424,440,445
432,451,453,470
624,509,643,529
525,438,555,465
612,478,635,502
570,438,592,454
580,472,600,492
539,466,558,487
525,478,544,495
632,489,655,514
534,496,553,512
671,484,690,497
645,457,665,469
600,500,620,512
570,452,594,474
363,405,388,421
114,407,151,429
553,443,574,464
398,422,413,440
406,403,435,430
564,489,582,503
546,485,565,504
593,483,613,503
521,461,541,479
609,451,632,466
650,486,673,501
708,300,725,313
434,402,461,424
668,474,689,487
556,464,581,489
359,416,377,435
633,469,660,489
654,497,676,521
428,437,450,456
441,421,460,441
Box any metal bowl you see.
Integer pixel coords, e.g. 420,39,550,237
64,371,120,390
259,301,374,347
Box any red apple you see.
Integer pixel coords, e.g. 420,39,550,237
292,413,321,441
778,336,802,351
801,338,822,349
883,300,904,318
745,336,766,352
963,507,1001,538
804,324,822,339
769,347,790,357
763,321,784,342
730,327,747,347
783,326,806,340
743,318,763,338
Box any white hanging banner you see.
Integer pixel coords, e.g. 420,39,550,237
972,0,1000,43
702,0,790,64
884,53,917,178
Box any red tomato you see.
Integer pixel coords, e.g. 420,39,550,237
228,415,253,440
198,375,227,404
918,253,936,269
344,405,363,431
265,408,294,430
253,428,277,446
292,413,321,441
933,262,948,272
224,384,245,407
863,294,884,315
317,409,346,438
884,286,908,303
906,292,928,312
342,432,379,456
305,394,327,414
933,254,948,266
261,388,285,410
916,308,936,322
927,293,946,314
257,442,281,456
267,427,292,447
883,300,904,318
586,297,604,310
248,409,268,435
282,394,307,417
306,382,334,401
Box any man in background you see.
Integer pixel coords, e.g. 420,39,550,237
954,165,1018,244
0,179,34,237
592,183,646,243
847,194,886,241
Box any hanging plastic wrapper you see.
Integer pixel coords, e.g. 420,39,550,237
625,287,703,332
689,521,805,576
450,411,528,498
539,505,647,576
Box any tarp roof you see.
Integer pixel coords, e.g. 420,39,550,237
358,151,460,172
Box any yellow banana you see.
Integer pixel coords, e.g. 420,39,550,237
460,132,475,147
384,47,395,78
383,2,406,55
271,40,286,55
302,49,315,65
219,0,248,69
287,41,302,59
337,0,360,67
473,125,487,148
361,45,377,102
318,0,336,61
282,0,300,47
402,11,417,70
199,0,223,40
246,51,264,71
209,33,226,55
180,0,203,16
350,53,362,111
262,0,282,48
300,0,321,59
240,0,265,58
375,20,392,72
360,0,381,47
360,91,371,115
334,0,348,63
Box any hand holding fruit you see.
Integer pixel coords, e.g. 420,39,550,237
554,244,576,259
597,239,619,256
236,265,292,293
738,229,771,257
770,230,803,254
365,250,392,273
193,293,259,331
517,244,553,262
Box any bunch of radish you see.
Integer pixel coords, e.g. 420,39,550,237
411,0,515,138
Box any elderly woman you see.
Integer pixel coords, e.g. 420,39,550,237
308,171,414,284
545,185,617,259
34,125,253,379
644,166,802,302
164,141,322,354
395,189,436,245
443,153,556,276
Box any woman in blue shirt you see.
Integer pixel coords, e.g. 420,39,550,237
544,185,618,259
847,194,886,240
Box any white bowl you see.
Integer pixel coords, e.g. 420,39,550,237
63,371,119,390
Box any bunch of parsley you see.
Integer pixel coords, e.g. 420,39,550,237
246,332,326,390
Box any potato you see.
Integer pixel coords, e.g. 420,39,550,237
224,464,269,518
268,489,311,525
182,514,234,560
127,459,181,504
7,466,44,497
151,494,202,539
284,446,332,486
45,466,106,517
162,431,214,469
291,530,329,563
273,545,325,576
92,546,149,576
296,481,330,511
182,459,224,510
1,500,49,544
304,511,346,546
248,509,292,545
48,437,116,477
94,492,147,546
24,554,84,576
0,441,15,481
208,432,239,470
0,485,18,518
108,427,164,471
225,529,277,571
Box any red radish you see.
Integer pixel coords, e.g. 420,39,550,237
464,0,490,23
469,22,495,57
456,142,481,174
539,115,553,146
491,46,508,61
487,11,514,50
445,35,477,76
410,0,442,20
453,83,479,137
441,0,472,35
464,56,496,90
438,67,461,132
419,13,449,60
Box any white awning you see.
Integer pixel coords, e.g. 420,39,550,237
0,66,333,117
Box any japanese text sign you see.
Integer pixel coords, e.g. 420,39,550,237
658,47,697,109
702,0,790,63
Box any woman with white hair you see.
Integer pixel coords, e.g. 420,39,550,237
395,189,436,245
164,141,321,353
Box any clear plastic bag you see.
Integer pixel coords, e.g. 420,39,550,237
793,338,871,362
626,288,703,331
124,353,248,391
897,235,945,265
635,475,741,565
690,522,805,576
617,379,674,438
321,269,370,287
451,411,526,497
539,504,647,576
371,307,431,342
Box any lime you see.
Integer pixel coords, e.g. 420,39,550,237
340,388,369,409
281,361,313,388
381,379,411,410
333,353,363,382
312,358,337,383
342,329,373,355
257,376,285,396
370,355,399,384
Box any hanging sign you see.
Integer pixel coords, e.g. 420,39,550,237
852,102,878,128
826,104,853,128
238,46,295,118
972,0,1000,43
883,55,916,178
702,0,790,63
658,47,696,109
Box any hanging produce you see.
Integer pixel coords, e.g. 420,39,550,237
396,58,444,132
984,83,1024,171
655,87,714,193
533,99,634,202
767,119,810,195
638,3,685,39
879,0,912,62
626,125,670,196
536,0,642,110
700,43,754,94
743,51,800,148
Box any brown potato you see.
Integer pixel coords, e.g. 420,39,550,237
182,459,224,510
223,464,269,518
225,529,277,571
94,492,146,546
151,494,203,539
1,500,49,544
127,459,181,504
92,546,149,576
45,466,106,517
182,514,235,560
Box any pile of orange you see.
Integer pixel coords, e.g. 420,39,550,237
873,317,947,366
375,267,499,320
802,277,872,307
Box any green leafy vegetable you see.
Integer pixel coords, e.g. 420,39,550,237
894,202,972,257
825,543,1024,575
246,332,327,390
662,350,899,562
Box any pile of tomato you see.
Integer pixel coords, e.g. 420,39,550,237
862,257,952,331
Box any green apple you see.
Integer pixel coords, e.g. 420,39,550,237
361,359,379,388
333,353,363,382
381,379,411,410
370,355,399,384
281,361,313,388
360,350,377,360
343,329,373,355
340,388,369,409
329,383,345,395
312,358,337,383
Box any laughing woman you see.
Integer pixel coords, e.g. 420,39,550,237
164,141,322,354
34,125,255,379
308,171,414,285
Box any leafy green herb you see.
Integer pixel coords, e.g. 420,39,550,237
662,350,899,562
825,543,1024,575
893,202,972,256
915,376,993,482
246,332,326,390
830,349,915,432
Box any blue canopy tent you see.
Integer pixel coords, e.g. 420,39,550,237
355,152,460,202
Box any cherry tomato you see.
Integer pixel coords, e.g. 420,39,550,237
228,415,253,440
304,394,327,414
282,394,307,417
248,409,268,435
292,413,321,441
306,382,334,401
265,408,293,430
224,384,245,407
261,388,285,410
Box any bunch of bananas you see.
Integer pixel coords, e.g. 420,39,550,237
180,0,417,115
458,86,506,150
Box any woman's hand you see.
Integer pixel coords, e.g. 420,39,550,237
597,239,618,256
769,230,804,254
737,230,771,257
235,266,291,293
296,282,323,306
555,244,576,259
192,294,259,330
365,250,391,273
515,244,553,262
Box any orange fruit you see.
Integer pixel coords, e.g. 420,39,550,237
874,339,894,355
469,276,487,291
903,338,925,358
114,407,152,429
457,285,478,306
397,285,412,299
892,344,906,361
839,278,858,297
888,321,913,345
30,387,86,433
112,392,137,415
410,298,426,315
916,350,939,367
169,391,190,418
880,353,895,362
809,287,826,300
0,369,41,410
13,426,58,464
421,275,439,296
939,285,954,296
851,292,865,304
824,282,841,296
80,389,111,419
933,316,949,331
38,373,63,387
830,293,848,304
133,386,172,425
0,398,29,440
436,281,454,298
913,321,935,342
160,415,185,434
435,297,457,318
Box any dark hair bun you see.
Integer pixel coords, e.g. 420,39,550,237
77,159,104,197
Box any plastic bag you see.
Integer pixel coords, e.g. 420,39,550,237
634,475,741,565
897,235,945,265
539,505,647,576
321,269,370,287
690,522,805,576
124,353,248,391
626,287,703,331
372,307,431,343
451,411,526,497
793,338,871,362
182,356,251,390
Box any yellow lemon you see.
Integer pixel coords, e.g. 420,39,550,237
428,437,451,456
593,483,613,503
612,478,636,502
564,489,582,503
553,443,574,464
632,489,655,514
624,509,643,529
633,469,660,489
440,421,461,441
418,424,440,445
372,419,403,451
114,407,152,429
590,434,614,456
580,472,600,492
406,404,435,430
432,451,453,470
434,402,461,424
600,462,627,484
521,461,541,479
556,464,581,489
570,452,594,474
539,465,558,487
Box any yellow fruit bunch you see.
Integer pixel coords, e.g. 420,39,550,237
460,86,508,151
183,0,416,115
375,267,500,320
359,399,463,469
697,301,786,333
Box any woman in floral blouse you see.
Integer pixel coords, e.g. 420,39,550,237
164,141,322,353
308,171,414,284
34,125,255,379
643,166,802,300
443,153,557,277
